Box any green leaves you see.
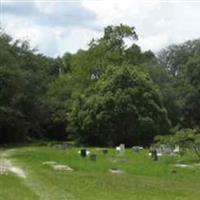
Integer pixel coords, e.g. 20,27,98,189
4,24,200,146
0,31,60,143
69,65,170,146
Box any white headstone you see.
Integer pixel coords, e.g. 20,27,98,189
174,145,180,153
120,144,125,152
116,144,125,154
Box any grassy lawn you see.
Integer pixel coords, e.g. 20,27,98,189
1,146,200,200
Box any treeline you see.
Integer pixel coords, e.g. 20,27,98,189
0,24,200,146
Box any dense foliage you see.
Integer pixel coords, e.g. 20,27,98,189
69,65,170,146
1,24,200,146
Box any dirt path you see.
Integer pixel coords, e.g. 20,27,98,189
0,149,26,178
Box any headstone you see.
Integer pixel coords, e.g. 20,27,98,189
173,145,180,153
80,149,87,157
90,154,97,161
132,146,143,152
150,144,180,156
102,149,108,155
109,168,124,174
42,161,57,166
55,144,63,150
55,143,71,150
116,144,125,155
116,146,121,152
53,164,73,171
151,149,158,161
120,144,125,151
160,144,173,154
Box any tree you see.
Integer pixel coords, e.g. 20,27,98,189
62,52,72,73
158,39,200,130
0,31,59,143
71,24,138,80
181,55,200,128
69,65,170,146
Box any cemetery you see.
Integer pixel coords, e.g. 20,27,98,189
1,144,200,200
1,1,200,199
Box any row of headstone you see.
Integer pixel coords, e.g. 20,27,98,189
116,144,144,153
78,148,109,161
55,142,73,150
78,143,145,161
149,144,180,157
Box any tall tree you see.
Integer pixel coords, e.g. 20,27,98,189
69,65,170,146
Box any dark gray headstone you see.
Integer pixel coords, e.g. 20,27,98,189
80,149,87,157
151,149,158,161
90,154,97,161
103,149,108,155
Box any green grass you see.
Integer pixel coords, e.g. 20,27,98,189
1,146,200,200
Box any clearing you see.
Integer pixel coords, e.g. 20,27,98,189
0,146,200,200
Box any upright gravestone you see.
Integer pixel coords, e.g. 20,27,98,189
103,149,108,155
119,144,125,155
90,154,97,161
151,149,158,161
132,146,143,152
80,148,87,158
174,145,180,153
120,144,125,151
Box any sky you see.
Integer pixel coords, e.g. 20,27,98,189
1,0,200,57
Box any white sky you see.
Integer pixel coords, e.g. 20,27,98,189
1,0,200,57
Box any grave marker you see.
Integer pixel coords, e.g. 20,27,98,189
80,149,87,157
103,149,108,155
90,154,97,161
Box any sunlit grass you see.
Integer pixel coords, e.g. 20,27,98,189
1,146,200,200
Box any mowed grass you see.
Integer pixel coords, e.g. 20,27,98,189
1,146,200,200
